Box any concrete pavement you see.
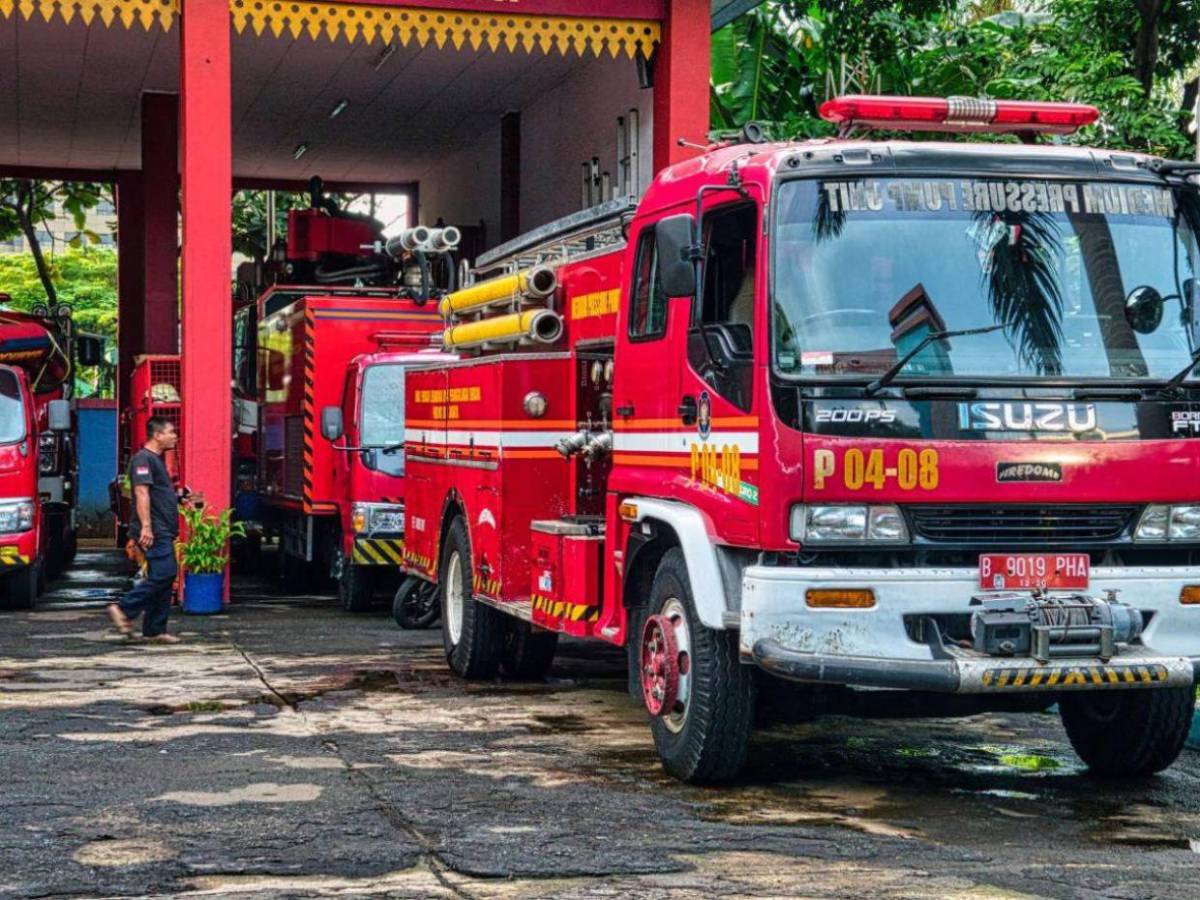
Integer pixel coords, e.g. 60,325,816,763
3,548,1200,898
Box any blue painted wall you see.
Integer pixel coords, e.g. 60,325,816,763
77,402,116,537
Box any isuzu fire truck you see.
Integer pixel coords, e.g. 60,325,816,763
249,201,459,613
401,95,1200,782
0,301,98,609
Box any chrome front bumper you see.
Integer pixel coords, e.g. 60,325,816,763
740,564,1200,693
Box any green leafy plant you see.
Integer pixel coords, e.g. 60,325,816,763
178,505,245,575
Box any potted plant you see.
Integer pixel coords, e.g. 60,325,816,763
178,504,245,614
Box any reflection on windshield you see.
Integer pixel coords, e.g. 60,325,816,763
0,370,24,443
775,178,1199,381
361,364,405,477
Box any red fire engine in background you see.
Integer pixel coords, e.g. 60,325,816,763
236,180,461,614
0,300,101,609
398,95,1200,782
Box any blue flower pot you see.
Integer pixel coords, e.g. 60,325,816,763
183,572,225,615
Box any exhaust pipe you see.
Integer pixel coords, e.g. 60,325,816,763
385,226,432,257
438,264,559,318
442,309,564,350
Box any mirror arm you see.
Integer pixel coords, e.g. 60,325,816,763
331,443,364,452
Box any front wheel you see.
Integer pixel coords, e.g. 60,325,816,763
440,516,503,679
641,547,754,784
2,561,41,611
1060,686,1194,776
393,575,439,629
339,563,375,613
500,619,558,679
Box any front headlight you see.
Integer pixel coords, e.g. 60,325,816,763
789,504,909,544
352,503,405,535
0,499,34,533
1136,504,1200,541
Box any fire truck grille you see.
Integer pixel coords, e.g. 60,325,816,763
908,505,1140,545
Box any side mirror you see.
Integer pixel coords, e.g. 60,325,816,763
75,335,104,367
1125,285,1164,335
320,406,343,441
48,399,70,432
655,214,698,298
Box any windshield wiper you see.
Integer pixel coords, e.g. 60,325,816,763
381,442,406,456
1151,346,1200,396
863,324,1005,396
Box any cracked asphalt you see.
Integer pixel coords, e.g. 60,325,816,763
3,547,1200,899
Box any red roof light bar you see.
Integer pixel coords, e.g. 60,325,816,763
819,95,1100,136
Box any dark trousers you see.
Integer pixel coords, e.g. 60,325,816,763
119,537,177,637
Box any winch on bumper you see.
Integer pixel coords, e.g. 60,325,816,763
739,565,1200,693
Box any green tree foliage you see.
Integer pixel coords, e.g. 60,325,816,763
0,248,117,340
0,248,116,397
0,181,109,304
232,190,309,264
712,0,1197,159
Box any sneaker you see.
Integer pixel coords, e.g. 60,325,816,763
106,604,133,635
144,634,182,644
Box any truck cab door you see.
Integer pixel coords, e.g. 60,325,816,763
610,218,683,498
678,201,761,544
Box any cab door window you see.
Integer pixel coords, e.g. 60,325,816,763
689,202,757,411
628,230,668,340
360,364,406,476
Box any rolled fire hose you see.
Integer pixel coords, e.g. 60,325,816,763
442,308,563,350
438,265,557,318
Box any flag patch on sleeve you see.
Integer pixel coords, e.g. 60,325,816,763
135,466,150,476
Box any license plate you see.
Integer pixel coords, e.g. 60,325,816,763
978,553,1089,590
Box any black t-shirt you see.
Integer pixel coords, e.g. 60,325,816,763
128,447,178,540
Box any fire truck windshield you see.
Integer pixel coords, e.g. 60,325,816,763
360,363,405,476
0,369,24,444
772,177,1200,384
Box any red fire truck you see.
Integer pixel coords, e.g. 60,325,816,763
253,213,460,611
401,95,1200,782
0,302,100,609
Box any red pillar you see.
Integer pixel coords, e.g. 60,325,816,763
115,171,145,433
652,0,711,172
179,0,231,511
141,92,179,355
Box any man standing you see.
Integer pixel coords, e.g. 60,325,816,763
107,416,195,643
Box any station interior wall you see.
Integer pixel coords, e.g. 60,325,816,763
416,56,652,247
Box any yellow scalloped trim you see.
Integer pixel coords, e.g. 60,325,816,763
231,2,658,57
0,1,659,58
0,0,176,30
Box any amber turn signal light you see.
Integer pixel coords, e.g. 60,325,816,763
618,502,639,522
806,589,876,609
1179,586,1200,604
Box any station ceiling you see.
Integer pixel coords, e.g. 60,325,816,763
0,13,649,186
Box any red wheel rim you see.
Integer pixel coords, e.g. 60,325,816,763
640,614,680,716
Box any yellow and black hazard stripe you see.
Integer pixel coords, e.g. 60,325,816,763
532,593,600,623
472,572,502,597
402,547,434,573
352,537,406,566
0,546,29,568
981,662,1170,690
302,309,316,514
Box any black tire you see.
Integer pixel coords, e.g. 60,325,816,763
439,516,502,679
1060,686,1195,776
501,619,558,680
64,529,77,567
393,575,439,629
339,564,375,613
2,561,41,611
644,547,755,784
44,519,66,580
279,551,309,594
